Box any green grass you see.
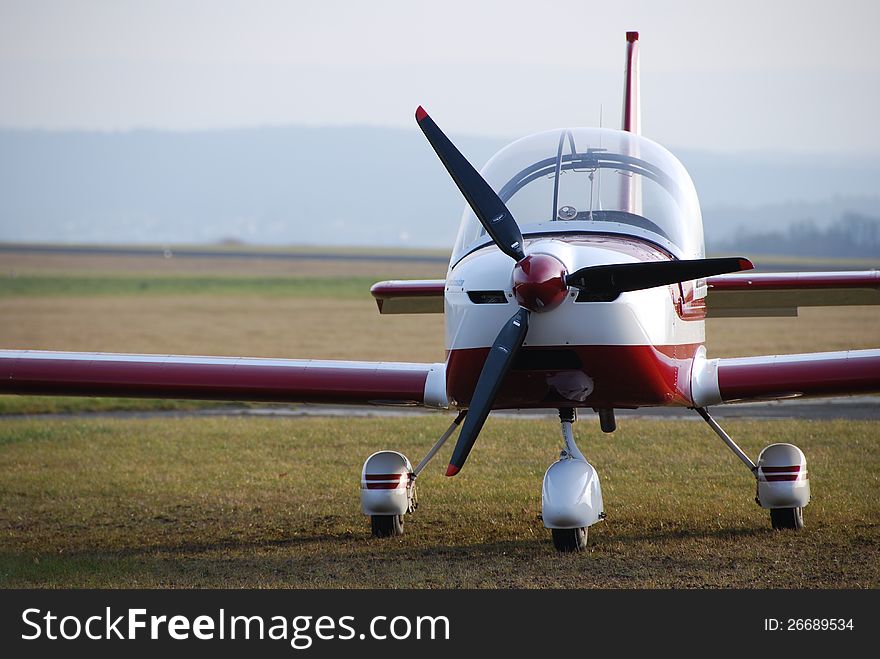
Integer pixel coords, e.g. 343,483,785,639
0,275,380,298
0,415,877,588
0,396,258,415
1,241,451,258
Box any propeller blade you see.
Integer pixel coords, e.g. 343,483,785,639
566,257,753,295
416,106,526,262
447,307,530,476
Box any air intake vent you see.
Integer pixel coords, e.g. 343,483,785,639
467,290,508,304
575,289,620,303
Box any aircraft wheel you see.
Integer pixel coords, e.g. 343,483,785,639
770,507,804,530
371,514,404,538
551,527,588,552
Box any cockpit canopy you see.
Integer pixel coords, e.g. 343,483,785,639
450,127,704,264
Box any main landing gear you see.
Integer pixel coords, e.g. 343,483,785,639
695,407,810,530
361,406,808,547
360,411,466,538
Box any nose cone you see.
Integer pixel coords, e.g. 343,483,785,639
513,254,568,312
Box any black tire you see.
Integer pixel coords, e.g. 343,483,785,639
770,507,804,530
551,527,588,552
371,514,404,538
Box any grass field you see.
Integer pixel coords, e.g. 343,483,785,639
0,416,877,588
0,274,383,299
0,247,878,588
2,250,879,415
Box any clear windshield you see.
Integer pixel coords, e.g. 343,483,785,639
450,127,704,263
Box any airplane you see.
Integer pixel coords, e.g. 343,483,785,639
2,32,879,551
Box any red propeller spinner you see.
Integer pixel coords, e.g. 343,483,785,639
512,253,568,312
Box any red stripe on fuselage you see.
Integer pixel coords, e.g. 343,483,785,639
446,343,700,409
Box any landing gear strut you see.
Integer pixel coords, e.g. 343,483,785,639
361,411,467,538
695,407,810,531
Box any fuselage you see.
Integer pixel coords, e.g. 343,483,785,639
444,234,707,409
440,126,710,410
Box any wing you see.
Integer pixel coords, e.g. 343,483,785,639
371,279,445,314
705,270,880,317
692,348,880,405
373,270,880,316
0,350,448,408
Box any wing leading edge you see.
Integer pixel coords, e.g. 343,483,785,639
371,279,445,314
0,350,449,408
692,348,880,406
371,270,880,316
706,270,880,317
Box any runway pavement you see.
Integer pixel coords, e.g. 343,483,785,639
3,243,876,272
0,243,450,264
1,396,877,422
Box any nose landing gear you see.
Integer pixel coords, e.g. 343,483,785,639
542,409,605,552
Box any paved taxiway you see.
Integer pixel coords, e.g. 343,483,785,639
3,243,875,272
2,396,877,422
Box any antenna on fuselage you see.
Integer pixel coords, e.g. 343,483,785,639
596,105,603,211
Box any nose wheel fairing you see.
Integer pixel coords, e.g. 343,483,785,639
542,459,604,530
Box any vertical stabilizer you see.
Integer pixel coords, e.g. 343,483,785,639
619,31,642,214
621,31,641,134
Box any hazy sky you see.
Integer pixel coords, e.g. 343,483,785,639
2,0,879,153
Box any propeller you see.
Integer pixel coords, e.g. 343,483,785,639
446,307,529,476
416,106,525,262
565,257,753,297
416,106,753,476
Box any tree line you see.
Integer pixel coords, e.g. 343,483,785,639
713,213,880,258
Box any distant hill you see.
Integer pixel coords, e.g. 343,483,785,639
0,126,505,248
714,213,880,258
1,126,879,254
701,197,880,250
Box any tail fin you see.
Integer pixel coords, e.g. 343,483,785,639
621,31,640,134
619,31,642,214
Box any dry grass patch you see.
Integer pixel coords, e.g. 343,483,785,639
0,251,446,279
0,416,877,588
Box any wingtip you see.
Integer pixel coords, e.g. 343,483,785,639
738,258,755,271
445,464,460,477
415,106,428,122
